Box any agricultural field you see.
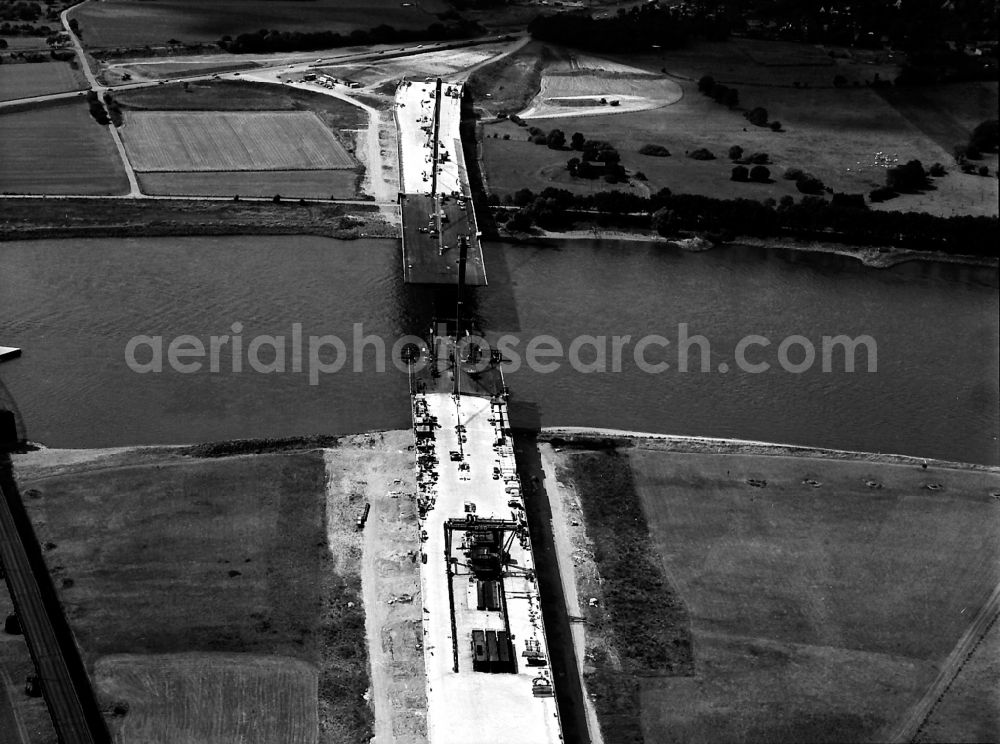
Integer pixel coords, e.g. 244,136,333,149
554,442,1000,743
137,170,361,199
11,435,415,744
914,617,1000,743
95,653,319,744
0,62,87,102
121,111,355,171
0,101,129,195
68,0,451,49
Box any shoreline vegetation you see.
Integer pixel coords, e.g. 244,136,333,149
541,427,1000,472
1,196,995,269
527,228,999,269
22,425,999,472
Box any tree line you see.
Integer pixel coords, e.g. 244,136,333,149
221,20,482,54
527,4,728,52
496,186,997,258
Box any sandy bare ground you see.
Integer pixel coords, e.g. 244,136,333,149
323,432,426,744
520,55,682,120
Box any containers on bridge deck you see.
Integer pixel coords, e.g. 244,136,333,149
471,629,514,674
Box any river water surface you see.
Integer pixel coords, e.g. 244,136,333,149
0,236,996,464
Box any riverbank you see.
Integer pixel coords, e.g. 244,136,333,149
543,429,1000,744
0,197,397,242
542,427,1000,473
519,227,1000,270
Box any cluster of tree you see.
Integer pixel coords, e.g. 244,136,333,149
639,144,670,157
85,90,109,125
103,92,123,127
745,106,781,131
783,167,826,195
688,148,715,160
731,0,998,57
0,2,42,22
528,4,728,53
729,146,770,165
566,138,626,182
498,185,996,256
0,48,52,61
524,125,567,149
955,120,999,161
731,165,771,183
220,20,481,54
697,75,738,109
0,20,51,36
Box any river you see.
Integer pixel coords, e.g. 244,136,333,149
0,236,996,464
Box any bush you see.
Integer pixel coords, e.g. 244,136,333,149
796,175,825,194
783,168,804,181
979,165,990,177
749,165,770,182
886,159,928,193
831,192,867,209
728,145,743,161
731,165,749,182
869,186,897,202
634,171,647,181
770,121,782,132
929,162,947,177
745,106,768,127
697,74,715,94
748,152,769,164
688,148,715,160
639,143,670,157
530,133,547,145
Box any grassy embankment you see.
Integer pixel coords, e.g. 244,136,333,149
0,198,391,241
13,442,377,743
551,434,1000,744
552,443,694,744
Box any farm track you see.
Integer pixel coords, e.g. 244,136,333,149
883,581,1000,743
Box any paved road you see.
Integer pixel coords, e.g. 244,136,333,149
0,458,107,744
59,0,141,196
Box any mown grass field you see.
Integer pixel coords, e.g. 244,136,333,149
69,0,450,49
0,101,129,195
608,447,1000,743
122,111,354,171
16,446,374,743
95,653,319,744
137,170,361,199
0,62,87,102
